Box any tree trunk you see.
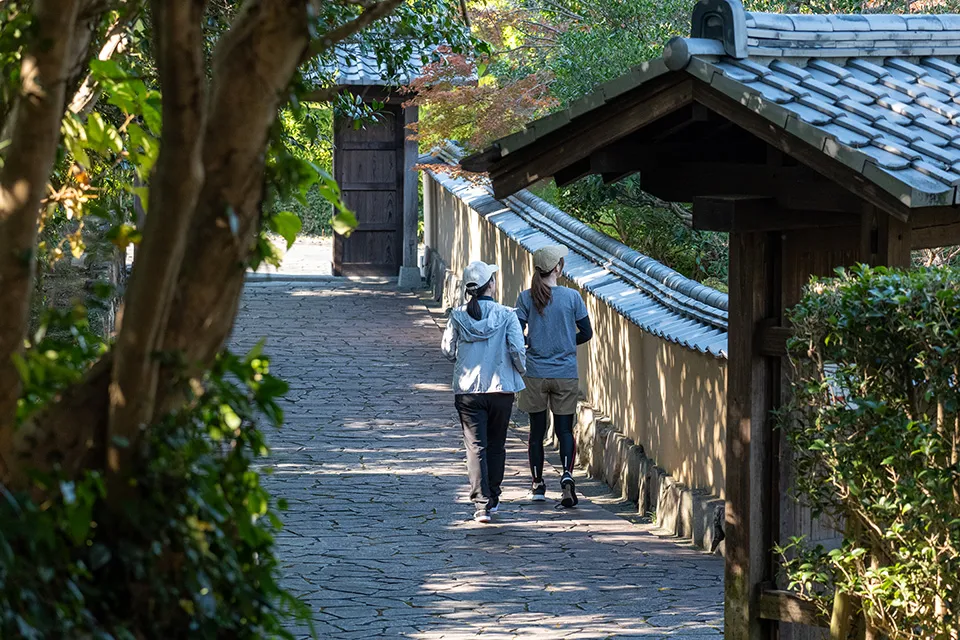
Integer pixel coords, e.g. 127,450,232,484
3,0,409,491
0,0,82,475
153,0,312,419
107,0,209,477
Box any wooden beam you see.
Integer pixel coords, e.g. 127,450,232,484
725,230,779,640
758,589,828,627
756,322,792,358
644,163,864,213
693,196,861,232
555,158,592,188
694,83,912,223
910,208,960,249
488,76,694,199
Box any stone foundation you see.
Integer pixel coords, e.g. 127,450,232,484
576,402,725,554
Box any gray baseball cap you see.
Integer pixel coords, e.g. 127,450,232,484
533,244,568,273
463,261,499,291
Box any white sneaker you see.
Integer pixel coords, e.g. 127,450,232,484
473,509,491,523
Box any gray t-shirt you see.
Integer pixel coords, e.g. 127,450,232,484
515,286,588,379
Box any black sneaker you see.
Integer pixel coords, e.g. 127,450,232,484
488,498,500,514
560,473,578,508
530,479,547,502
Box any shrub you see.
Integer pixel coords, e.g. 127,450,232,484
2,306,310,638
782,265,960,639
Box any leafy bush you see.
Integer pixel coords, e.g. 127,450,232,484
782,265,960,639
2,307,310,638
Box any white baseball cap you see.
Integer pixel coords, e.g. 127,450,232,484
462,261,499,291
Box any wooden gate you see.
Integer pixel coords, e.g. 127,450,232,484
333,106,404,276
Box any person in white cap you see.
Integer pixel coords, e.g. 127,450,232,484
515,245,593,508
441,261,526,523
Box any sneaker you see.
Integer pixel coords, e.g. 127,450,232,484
473,509,491,523
488,498,500,514
560,473,579,508
530,479,547,502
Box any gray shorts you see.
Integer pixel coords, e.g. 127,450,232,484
518,377,580,415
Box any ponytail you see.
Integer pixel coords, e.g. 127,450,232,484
465,277,495,320
531,257,563,314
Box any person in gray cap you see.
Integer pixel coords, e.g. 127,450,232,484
442,261,527,523
515,244,593,508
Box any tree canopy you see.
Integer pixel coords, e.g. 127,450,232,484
0,0,473,635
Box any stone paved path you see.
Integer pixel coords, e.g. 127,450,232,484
231,279,724,639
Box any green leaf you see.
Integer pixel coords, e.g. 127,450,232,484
106,223,143,250
86,112,107,151
331,210,357,237
269,211,301,249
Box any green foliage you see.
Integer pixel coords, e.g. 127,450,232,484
782,265,960,638
553,175,728,289
2,310,309,638
539,0,689,106
264,104,335,237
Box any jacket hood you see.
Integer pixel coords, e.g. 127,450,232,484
451,303,514,343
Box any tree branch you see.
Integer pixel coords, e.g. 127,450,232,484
152,0,313,420
107,0,208,476
305,0,406,60
0,0,83,477
69,3,142,116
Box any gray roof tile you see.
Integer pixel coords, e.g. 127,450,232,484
463,8,960,212
832,115,881,141
781,101,832,125
801,77,848,102
769,59,812,81
310,43,435,87
921,57,960,78
763,72,812,98
743,80,793,104
860,14,908,31
747,12,795,31
905,15,944,31
860,143,912,169
827,15,871,32
799,94,847,119
910,139,960,165
847,58,890,78
789,14,834,32
913,117,960,140
807,59,852,80
873,119,923,143
713,60,760,82
912,160,960,185
821,122,872,148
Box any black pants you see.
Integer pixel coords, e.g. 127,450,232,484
455,393,515,510
528,412,576,480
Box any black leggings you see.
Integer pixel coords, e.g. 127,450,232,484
528,411,576,480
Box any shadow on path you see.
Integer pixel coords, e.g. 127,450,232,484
230,280,724,639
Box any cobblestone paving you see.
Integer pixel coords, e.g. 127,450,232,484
231,280,724,639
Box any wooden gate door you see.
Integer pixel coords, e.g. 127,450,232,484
333,106,404,276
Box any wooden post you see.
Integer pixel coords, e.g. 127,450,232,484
877,212,912,268
725,230,779,640
398,105,421,288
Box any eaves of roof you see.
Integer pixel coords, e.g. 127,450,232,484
462,3,960,209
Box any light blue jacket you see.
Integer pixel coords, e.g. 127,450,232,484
441,299,526,395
